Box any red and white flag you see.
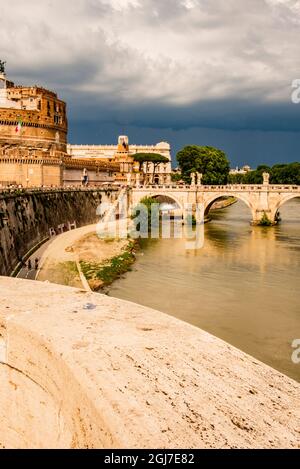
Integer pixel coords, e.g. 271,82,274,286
15,120,22,133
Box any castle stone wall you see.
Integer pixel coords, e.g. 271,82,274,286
0,188,119,275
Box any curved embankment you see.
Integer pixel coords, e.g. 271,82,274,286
0,277,299,449
0,188,119,276
36,223,99,289
36,220,131,290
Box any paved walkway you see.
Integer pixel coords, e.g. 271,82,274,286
37,224,98,272
17,238,55,280
18,218,129,283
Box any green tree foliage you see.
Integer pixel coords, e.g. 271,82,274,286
258,212,272,226
242,165,271,184
134,153,169,165
176,145,230,185
171,173,182,182
228,173,245,184
134,153,169,183
270,162,300,184
233,162,300,185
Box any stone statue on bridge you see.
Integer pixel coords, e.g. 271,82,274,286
197,173,203,185
263,172,270,185
0,60,6,74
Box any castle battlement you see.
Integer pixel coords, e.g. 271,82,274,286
0,67,67,155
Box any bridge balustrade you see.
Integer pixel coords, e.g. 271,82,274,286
135,184,300,192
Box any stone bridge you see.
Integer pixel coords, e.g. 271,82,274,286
130,183,300,224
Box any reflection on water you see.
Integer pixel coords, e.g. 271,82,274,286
109,199,300,382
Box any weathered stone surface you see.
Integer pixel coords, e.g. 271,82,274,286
0,189,118,276
0,277,299,449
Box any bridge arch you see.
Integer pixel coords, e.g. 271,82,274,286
274,194,300,211
203,193,255,221
134,192,184,212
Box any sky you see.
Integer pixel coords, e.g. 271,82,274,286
1,0,300,168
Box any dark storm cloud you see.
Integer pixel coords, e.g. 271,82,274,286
1,0,300,164
67,90,300,133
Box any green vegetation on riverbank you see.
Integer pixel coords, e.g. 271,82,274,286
80,240,137,291
257,212,273,226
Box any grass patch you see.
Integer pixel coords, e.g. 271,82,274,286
80,241,137,290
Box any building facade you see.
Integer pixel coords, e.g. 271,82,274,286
68,135,172,185
0,64,119,187
0,76,67,154
0,63,172,188
0,63,67,187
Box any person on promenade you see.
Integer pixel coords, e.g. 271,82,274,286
34,258,39,270
27,259,32,270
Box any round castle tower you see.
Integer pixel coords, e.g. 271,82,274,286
0,62,70,186
0,63,67,154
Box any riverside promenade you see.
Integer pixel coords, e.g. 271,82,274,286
0,277,299,449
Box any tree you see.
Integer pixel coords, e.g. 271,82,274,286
176,145,230,185
134,153,169,183
228,173,244,184
236,162,300,185
171,173,182,183
243,165,271,184
270,162,300,184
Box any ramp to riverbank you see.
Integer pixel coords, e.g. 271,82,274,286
0,277,299,449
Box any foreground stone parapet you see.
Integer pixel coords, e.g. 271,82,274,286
0,277,299,449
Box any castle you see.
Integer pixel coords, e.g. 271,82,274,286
0,62,172,188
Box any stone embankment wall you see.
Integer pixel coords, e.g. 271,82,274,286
0,188,119,276
0,278,299,449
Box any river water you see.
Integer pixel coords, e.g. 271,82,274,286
109,199,300,382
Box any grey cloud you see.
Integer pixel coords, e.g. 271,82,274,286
0,0,300,133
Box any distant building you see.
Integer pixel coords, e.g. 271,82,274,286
230,165,251,175
68,136,172,185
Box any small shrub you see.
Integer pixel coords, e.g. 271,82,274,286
258,212,272,226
